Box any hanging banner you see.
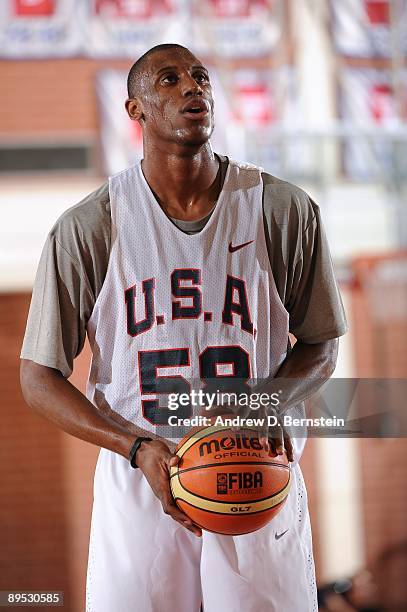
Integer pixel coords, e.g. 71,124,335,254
0,0,287,59
207,67,278,165
331,0,407,58
233,68,305,177
191,0,283,58
0,0,84,58
87,0,186,58
339,67,407,178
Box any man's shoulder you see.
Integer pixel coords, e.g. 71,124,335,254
261,170,319,228
219,154,318,224
49,182,111,253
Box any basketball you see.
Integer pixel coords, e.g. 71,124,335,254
170,420,291,535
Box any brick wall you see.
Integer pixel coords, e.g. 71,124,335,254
0,293,70,599
0,59,131,138
350,254,407,610
351,254,407,378
0,293,98,612
359,439,407,610
301,440,322,580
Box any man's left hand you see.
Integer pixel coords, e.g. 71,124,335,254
201,405,294,462
258,409,294,462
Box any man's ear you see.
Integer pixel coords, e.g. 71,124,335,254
125,98,144,122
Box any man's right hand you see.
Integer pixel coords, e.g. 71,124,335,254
20,361,202,537
135,439,202,537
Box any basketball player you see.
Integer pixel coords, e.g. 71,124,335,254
20,44,347,611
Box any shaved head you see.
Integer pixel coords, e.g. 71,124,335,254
127,43,191,98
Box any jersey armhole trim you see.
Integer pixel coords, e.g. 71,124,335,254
87,180,117,323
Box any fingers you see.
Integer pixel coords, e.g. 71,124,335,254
268,432,294,462
266,415,293,461
168,454,180,468
160,488,202,537
259,407,283,454
269,434,285,456
138,443,201,536
256,405,269,451
284,435,294,462
164,502,202,537
163,455,201,536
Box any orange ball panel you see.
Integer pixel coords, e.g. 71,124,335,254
176,499,287,536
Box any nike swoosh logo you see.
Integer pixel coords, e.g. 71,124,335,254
228,240,254,253
275,529,289,540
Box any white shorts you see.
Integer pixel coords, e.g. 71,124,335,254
86,449,317,612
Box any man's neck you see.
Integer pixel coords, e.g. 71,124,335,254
140,143,221,221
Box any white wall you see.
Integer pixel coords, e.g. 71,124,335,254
0,175,102,291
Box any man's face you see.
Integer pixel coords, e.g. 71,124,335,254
132,48,215,147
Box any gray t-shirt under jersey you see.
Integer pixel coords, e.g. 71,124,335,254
21,157,347,378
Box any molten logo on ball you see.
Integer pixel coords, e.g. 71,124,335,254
199,433,263,457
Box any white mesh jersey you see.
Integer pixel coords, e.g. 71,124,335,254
86,159,289,439
85,159,318,612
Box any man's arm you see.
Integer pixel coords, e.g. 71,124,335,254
268,336,339,411
228,337,338,459
20,359,202,537
20,360,136,457
259,178,347,457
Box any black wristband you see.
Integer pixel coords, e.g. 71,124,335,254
129,437,152,469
